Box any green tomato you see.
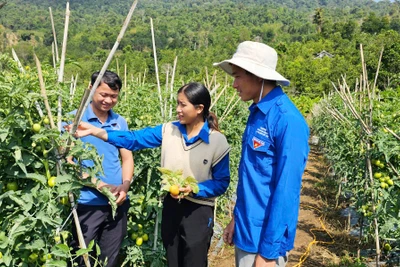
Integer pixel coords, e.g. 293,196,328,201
61,231,69,241
54,235,61,243
41,253,52,262
6,181,18,191
131,232,138,240
142,233,149,242
43,118,50,125
48,176,56,187
32,123,41,133
29,252,38,262
384,243,392,251
136,237,143,246
60,196,69,205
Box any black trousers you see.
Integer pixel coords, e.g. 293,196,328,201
161,195,214,267
70,200,129,267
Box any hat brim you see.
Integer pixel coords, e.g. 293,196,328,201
213,58,290,86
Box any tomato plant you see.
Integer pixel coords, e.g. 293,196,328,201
312,82,400,254
1,47,247,266
0,54,115,266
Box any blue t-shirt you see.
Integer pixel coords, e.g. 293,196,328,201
234,87,309,259
71,105,129,205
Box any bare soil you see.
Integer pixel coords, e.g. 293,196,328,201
209,147,361,267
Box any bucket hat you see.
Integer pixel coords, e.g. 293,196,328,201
213,41,290,86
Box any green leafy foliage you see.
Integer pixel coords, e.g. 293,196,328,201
312,82,400,250
0,55,118,266
158,167,199,195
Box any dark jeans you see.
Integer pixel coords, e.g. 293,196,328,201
70,200,130,267
161,195,214,267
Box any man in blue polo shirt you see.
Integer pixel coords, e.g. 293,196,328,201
214,41,309,266
69,70,134,267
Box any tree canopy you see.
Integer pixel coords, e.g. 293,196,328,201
1,0,399,97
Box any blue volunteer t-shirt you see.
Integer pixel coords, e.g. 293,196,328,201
71,104,129,205
234,86,309,259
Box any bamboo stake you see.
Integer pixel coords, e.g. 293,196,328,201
51,42,56,70
72,0,139,131
220,97,240,122
72,73,78,100
58,2,70,83
70,75,74,96
35,55,56,129
387,160,400,177
209,71,217,93
12,49,45,117
124,64,127,90
116,57,120,76
11,48,24,73
124,64,127,102
220,92,238,119
164,65,170,118
361,46,380,266
57,2,70,132
210,84,225,110
36,55,90,267
49,7,59,63
169,56,178,119
333,45,381,266
209,83,221,97
359,45,374,129
324,107,349,125
150,17,164,119
372,48,384,99
153,199,161,251
384,127,400,142
331,82,371,135
69,191,89,265
205,67,210,88
366,143,381,266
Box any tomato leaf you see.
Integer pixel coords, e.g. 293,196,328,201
22,239,45,250
0,128,8,142
52,244,70,256
19,173,47,184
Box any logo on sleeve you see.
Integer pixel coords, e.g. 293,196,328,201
252,137,265,149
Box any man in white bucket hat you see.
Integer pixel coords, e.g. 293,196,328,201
214,41,309,267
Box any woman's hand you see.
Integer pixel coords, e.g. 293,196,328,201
64,122,108,141
170,185,192,200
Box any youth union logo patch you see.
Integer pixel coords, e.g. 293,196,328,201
252,137,265,149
